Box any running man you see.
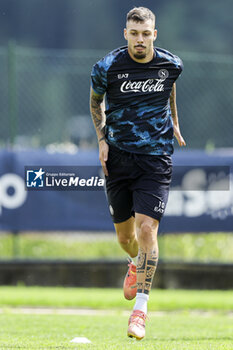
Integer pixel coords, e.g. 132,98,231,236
90,6,186,340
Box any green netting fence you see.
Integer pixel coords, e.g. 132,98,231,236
1,43,233,150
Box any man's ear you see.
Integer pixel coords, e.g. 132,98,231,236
124,28,128,41
154,29,158,41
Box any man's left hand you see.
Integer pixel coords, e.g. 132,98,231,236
174,126,186,147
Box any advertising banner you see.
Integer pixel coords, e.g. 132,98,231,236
0,149,232,233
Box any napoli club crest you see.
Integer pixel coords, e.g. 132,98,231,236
158,69,169,79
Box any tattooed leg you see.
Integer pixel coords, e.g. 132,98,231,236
135,214,159,295
137,245,158,295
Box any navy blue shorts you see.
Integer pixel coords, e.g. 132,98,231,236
105,145,172,223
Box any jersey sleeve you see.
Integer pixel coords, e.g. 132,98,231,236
174,55,184,80
91,61,107,96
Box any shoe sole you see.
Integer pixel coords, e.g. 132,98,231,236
124,290,137,300
127,332,144,340
123,282,137,300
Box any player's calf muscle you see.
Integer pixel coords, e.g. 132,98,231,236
137,246,158,294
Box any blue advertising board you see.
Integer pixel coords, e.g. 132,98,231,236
0,149,232,233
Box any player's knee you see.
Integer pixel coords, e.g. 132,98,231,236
117,231,134,246
138,222,157,246
117,234,130,246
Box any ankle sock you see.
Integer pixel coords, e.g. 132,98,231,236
133,293,149,314
131,255,138,265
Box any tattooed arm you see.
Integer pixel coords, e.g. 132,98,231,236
90,88,109,176
170,83,186,147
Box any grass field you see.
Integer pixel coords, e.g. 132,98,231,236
0,232,233,262
0,287,232,349
0,232,232,349
0,287,233,311
0,312,232,350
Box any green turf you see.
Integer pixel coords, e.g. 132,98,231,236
0,287,232,349
0,287,232,311
0,232,233,262
0,313,232,349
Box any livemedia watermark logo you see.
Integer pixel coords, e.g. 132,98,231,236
25,165,230,191
25,166,104,191
26,168,45,188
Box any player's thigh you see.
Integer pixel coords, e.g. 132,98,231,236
106,183,134,223
114,216,135,244
133,186,170,223
132,155,172,222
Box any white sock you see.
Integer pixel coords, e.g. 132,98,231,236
133,293,149,314
130,255,138,265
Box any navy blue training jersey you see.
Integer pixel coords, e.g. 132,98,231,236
91,46,183,155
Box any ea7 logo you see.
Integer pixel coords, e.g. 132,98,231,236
118,73,129,79
154,201,165,214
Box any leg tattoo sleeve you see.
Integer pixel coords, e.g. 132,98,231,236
136,246,158,295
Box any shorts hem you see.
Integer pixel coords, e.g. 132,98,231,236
134,209,162,222
112,214,133,224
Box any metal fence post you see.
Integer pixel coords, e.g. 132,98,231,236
7,41,17,147
12,231,20,258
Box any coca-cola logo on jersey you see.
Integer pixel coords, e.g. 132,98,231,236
120,79,165,93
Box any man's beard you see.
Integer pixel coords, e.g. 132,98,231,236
133,52,147,59
132,45,148,60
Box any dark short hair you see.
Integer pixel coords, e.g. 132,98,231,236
126,7,156,25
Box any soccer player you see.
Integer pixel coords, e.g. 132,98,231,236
90,7,186,340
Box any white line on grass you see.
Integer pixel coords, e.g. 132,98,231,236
0,307,232,317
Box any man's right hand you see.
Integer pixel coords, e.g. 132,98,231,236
99,139,109,176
